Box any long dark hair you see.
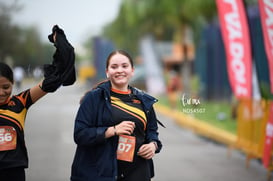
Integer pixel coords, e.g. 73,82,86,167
0,62,14,83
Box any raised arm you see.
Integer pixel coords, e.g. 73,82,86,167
30,25,75,103
29,82,47,103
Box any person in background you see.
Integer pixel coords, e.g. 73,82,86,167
0,25,75,181
33,66,43,81
166,69,182,109
13,66,24,89
71,50,163,181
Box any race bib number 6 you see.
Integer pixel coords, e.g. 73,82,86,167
0,126,17,151
117,135,136,162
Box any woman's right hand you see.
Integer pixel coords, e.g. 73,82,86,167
105,121,135,138
115,121,135,136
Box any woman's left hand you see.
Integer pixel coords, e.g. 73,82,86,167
137,142,156,159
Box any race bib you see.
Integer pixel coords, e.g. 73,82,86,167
0,126,17,151
117,135,136,162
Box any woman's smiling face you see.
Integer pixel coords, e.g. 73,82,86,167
106,53,134,91
0,76,13,105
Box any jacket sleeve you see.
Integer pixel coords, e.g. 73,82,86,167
73,92,108,146
145,106,162,153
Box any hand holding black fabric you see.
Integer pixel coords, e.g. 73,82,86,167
41,25,76,92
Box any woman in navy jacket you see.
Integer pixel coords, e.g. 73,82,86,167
70,50,162,181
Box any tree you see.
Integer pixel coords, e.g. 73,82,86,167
103,0,257,54
0,1,55,68
0,0,21,61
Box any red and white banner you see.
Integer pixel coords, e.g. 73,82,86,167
216,0,252,99
258,0,273,94
263,101,273,168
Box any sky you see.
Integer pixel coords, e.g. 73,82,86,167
11,0,122,48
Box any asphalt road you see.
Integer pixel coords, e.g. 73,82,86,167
18,81,268,181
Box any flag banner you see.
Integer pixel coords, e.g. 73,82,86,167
258,0,273,94
216,0,252,99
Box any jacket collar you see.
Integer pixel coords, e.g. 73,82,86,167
97,80,158,109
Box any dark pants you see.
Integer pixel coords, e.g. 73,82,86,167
0,167,25,181
118,158,151,181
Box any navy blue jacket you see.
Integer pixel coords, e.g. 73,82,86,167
70,81,162,181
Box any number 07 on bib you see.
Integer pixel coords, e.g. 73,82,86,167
116,135,136,162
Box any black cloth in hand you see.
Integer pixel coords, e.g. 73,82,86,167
41,25,76,92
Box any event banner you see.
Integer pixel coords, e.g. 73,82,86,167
216,0,252,99
258,0,273,94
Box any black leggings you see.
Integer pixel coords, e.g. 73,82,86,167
0,167,25,181
117,158,151,181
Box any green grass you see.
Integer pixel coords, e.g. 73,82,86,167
157,96,237,134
